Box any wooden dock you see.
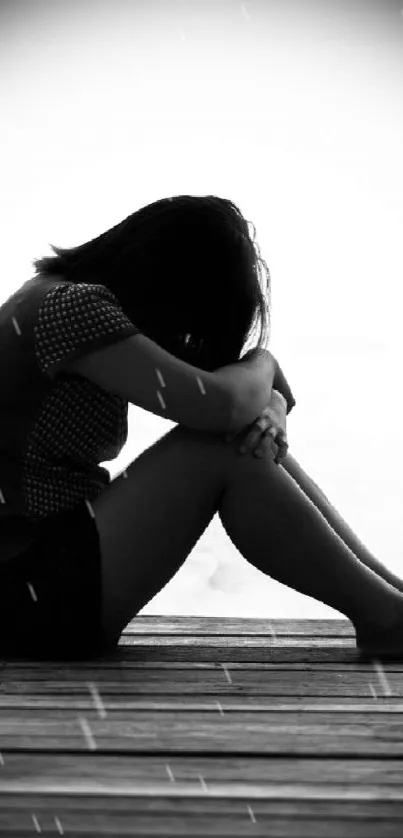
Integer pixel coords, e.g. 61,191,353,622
0,615,403,836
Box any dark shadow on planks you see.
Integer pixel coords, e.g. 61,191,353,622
0,616,403,836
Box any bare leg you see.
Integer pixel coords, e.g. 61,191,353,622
281,452,403,594
219,449,403,643
95,425,403,657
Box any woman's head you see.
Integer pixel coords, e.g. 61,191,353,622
32,195,271,371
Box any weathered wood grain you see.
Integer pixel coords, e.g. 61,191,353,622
0,617,402,835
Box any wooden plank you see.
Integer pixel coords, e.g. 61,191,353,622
2,662,401,680
0,645,394,665
0,796,402,838
5,655,403,684
1,698,403,711
1,713,403,755
2,787,403,806
3,610,400,667
122,616,354,636
113,635,378,654
0,619,401,837
2,708,403,724
1,783,403,800
0,669,402,695
2,753,403,787
1,665,402,682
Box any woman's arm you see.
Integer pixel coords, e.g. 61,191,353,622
214,349,277,433
272,359,296,415
238,348,296,416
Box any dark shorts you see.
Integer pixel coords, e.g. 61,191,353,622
0,502,116,661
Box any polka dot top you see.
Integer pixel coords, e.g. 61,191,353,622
0,276,140,563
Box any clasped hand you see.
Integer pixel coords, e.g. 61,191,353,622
222,389,289,465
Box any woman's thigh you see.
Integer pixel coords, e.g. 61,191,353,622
0,504,105,660
91,424,259,646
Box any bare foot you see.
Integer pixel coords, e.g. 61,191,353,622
356,605,403,660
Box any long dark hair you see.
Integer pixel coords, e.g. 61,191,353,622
32,195,271,371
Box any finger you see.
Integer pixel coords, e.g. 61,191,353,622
236,420,267,453
240,428,263,453
253,433,277,459
275,442,289,464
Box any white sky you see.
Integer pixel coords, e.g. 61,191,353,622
1,0,403,619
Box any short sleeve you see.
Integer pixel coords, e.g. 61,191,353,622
34,282,141,378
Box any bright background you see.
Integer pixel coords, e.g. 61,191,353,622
1,0,403,620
